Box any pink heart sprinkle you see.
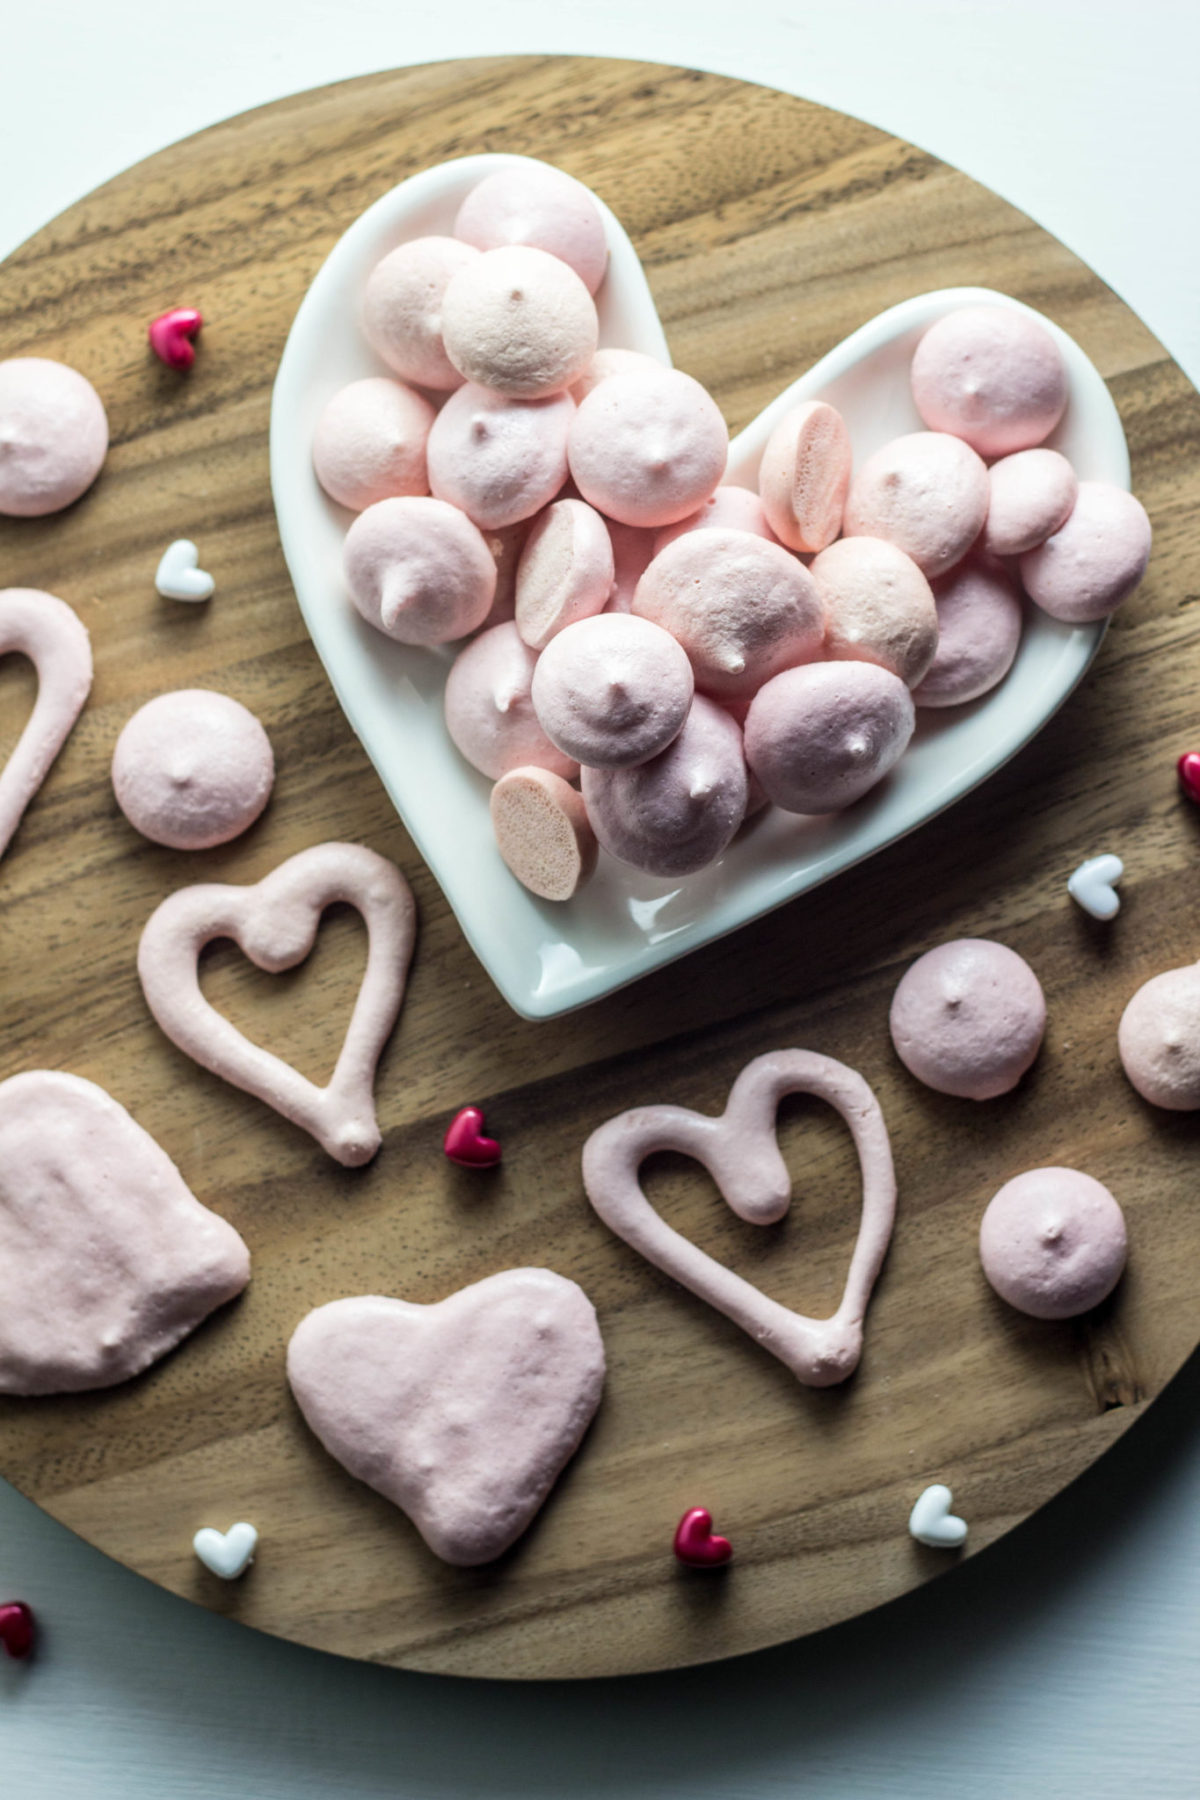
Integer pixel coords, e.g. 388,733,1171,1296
149,307,204,372
673,1507,733,1567
443,1105,502,1167
0,1601,36,1659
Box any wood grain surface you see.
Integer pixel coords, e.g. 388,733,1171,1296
0,55,1198,1681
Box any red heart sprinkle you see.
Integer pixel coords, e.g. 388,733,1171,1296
0,1601,35,1659
148,307,204,372
443,1105,502,1168
1177,753,1200,804
673,1506,733,1567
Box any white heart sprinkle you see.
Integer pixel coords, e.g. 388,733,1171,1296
908,1483,968,1549
156,539,215,602
1067,853,1124,921
193,1520,258,1579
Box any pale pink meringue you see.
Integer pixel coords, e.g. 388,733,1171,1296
441,245,598,398
810,536,939,689
455,163,609,295
427,384,573,530
743,660,914,814
515,498,615,649
362,236,479,391
652,484,779,555
312,377,435,512
530,612,694,768
112,689,274,850
843,431,989,579
343,495,496,644
979,1168,1127,1319
0,357,108,517
911,305,1068,458
490,765,598,901
757,400,852,554
568,368,728,528
444,622,579,780
1019,481,1151,623
983,447,1078,558
889,938,1046,1100
913,559,1023,708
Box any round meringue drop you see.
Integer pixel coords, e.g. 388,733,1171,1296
441,245,599,398
444,622,579,781
810,536,939,689
571,347,669,403
757,399,852,554
889,938,1046,1100
454,163,609,295
515,498,615,649
362,236,480,391
568,368,728,528
979,1168,1127,1320
633,527,826,700
112,690,274,850
1019,481,1152,623
427,384,574,530
743,660,915,815
1118,961,1200,1110
0,357,108,517
984,447,1078,558
843,431,989,579
311,377,435,512
581,693,748,877
531,612,694,768
913,559,1024,709
652,484,779,555
343,495,496,645
911,305,1068,458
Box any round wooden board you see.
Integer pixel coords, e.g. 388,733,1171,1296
1,55,1199,1681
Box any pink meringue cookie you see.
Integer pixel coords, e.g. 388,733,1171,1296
444,622,579,780
427,384,573,530
531,612,694,768
633,527,826,700
440,245,598,399
490,765,598,901
889,938,1046,1100
743,660,915,815
757,400,852,554
983,448,1078,558
913,559,1023,708
0,357,108,517
581,693,748,876
568,368,728,528
1019,481,1152,623
810,536,939,689
843,431,989,579
361,236,479,391
911,305,1068,458
343,495,496,645
454,163,609,295
979,1168,1127,1319
476,518,530,630
1118,961,1200,1109
652,484,779,555
605,520,658,612
515,498,615,649
112,690,274,850
571,347,669,403
311,377,435,512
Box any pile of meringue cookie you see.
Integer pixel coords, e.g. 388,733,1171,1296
312,161,1152,902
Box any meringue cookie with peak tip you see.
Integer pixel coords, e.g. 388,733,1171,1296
811,535,938,689
343,495,496,645
0,357,108,517
757,399,852,554
843,431,989,579
515,498,615,649
362,236,479,391
633,527,826,700
444,622,579,781
427,384,574,530
1020,481,1151,623
984,447,1078,558
311,377,435,512
454,163,609,295
112,690,274,850
490,765,598,901
911,305,1068,458
652,484,779,555
743,660,915,815
581,693,748,876
531,612,694,768
890,938,1046,1100
568,367,728,528
979,1168,1127,1319
913,559,1023,708
441,245,598,399
1118,960,1200,1109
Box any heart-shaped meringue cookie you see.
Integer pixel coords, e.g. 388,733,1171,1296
0,1070,249,1394
287,1268,605,1566
272,154,1130,1019
583,1049,896,1387
0,588,92,865
137,842,416,1166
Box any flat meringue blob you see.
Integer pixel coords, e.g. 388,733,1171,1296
890,938,1046,1100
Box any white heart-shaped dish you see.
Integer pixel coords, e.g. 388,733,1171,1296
270,154,1126,1020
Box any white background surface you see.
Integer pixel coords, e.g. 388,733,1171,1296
3,2,1200,1793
